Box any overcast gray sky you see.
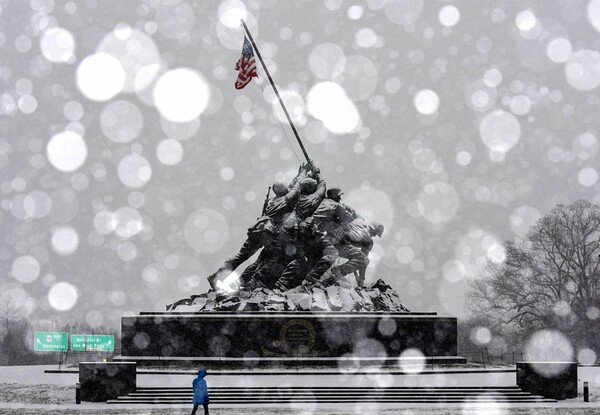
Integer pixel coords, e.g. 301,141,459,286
2,0,600,329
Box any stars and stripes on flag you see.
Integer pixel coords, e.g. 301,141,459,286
235,37,258,90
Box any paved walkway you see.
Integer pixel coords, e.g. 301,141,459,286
1,365,599,411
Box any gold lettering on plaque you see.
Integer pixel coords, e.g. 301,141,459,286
279,319,316,356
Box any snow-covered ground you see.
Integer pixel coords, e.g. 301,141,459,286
1,365,600,413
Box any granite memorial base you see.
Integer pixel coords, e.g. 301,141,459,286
79,362,136,402
516,361,578,400
120,311,459,367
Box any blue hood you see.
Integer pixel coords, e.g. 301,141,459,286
197,369,207,378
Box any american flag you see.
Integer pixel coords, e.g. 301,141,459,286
235,37,258,90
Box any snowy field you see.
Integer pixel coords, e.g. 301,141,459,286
2,365,600,414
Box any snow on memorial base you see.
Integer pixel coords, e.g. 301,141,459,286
116,279,465,366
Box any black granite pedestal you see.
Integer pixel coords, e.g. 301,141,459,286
120,311,458,366
79,362,136,402
516,361,578,400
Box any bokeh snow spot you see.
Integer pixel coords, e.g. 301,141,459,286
161,117,201,141
587,0,600,32
417,182,459,224
11,255,40,283
471,326,492,346
218,0,248,28
479,109,521,153
572,132,598,160
40,27,75,63
24,190,52,219
578,348,597,365
98,25,161,93
509,206,541,235
344,187,394,228
442,259,467,282
399,348,425,373
525,330,573,376
565,49,600,91
546,37,572,63
51,226,79,256
48,282,78,311
118,154,152,188
509,94,531,115
438,5,460,27
578,167,598,187
461,396,503,415
76,53,125,101
100,100,144,143
156,2,196,40
384,0,424,26
553,300,571,317
47,131,87,172
515,10,537,32
220,166,235,181
456,227,503,276
153,68,210,122
414,89,439,114
456,151,472,166
184,209,229,254
335,55,378,101
117,241,138,261
307,82,361,134
483,68,503,87
63,100,84,121
156,139,184,165
113,207,144,238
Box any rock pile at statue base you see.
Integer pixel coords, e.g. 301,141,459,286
167,279,409,313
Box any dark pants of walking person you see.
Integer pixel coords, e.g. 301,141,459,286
191,403,208,415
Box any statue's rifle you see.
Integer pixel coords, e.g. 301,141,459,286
259,186,271,218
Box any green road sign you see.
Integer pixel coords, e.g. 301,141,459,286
33,332,68,352
70,334,115,352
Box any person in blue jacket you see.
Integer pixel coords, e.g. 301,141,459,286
191,368,209,415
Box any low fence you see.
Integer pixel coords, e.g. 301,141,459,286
459,348,524,367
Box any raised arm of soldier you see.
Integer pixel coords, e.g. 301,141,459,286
284,163,309,203
288,163,308,190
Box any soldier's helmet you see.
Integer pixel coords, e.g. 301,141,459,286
326,187,343,201
272,181,288,196
299,178,317,194
370,222,384,237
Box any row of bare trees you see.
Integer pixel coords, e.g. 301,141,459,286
466,200,600,352
0,298,33,365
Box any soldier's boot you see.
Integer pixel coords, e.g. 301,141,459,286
355,269,366,287
207,273,218,290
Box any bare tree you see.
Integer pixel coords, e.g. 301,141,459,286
0,297,21,336
0,296,32,365
468,200,600,349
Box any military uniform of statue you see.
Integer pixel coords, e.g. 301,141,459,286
263,165,307,224
331,220,384,286
313,188,369,285
312,188,357,233
206,166,310,290
296,171,326,220
275,218,338,290
235,166,312,289
207,217,276,289
238,227,290,289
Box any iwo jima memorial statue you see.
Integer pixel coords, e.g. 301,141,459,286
119,21,460,366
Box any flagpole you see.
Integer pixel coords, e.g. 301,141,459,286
240,19,311,164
